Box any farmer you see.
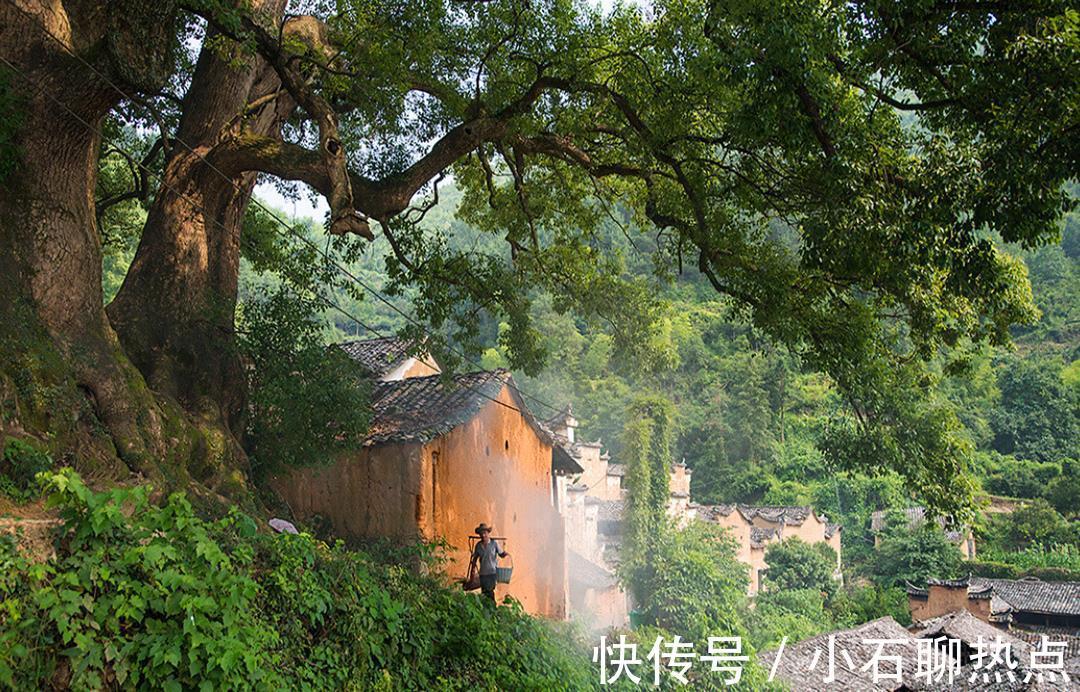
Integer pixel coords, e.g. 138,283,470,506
469,523,509,603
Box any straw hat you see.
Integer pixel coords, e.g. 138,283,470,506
475,522,493,534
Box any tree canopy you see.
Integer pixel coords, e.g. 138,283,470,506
1,0,1077,505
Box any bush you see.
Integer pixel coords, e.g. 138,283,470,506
828,585,910,628
0,470,598,690
1044,460,1080,517
963,560,1021,579
872,524,962,587
744,589,831,651
0,437,52,502
638,522,749,643
762,538,838,599
238,289,372,472
1001,499,1074,549
978,453,1062,500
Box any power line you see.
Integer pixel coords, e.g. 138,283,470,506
7,2,566,419
0,55,531,422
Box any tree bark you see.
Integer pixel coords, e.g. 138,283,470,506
0,0,179,480
108,1,291,438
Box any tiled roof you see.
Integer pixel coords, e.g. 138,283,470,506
365,370,507,445
738,505,815,525
1011,629,1080,661
871,507,966,546
339,336,421,377
911,610,1032,661
825,523,842,538
750,526,780,548
545,404,576,427
606,464,627,477
760,617,929,692
909,611,1037,690
547,430,584,473
598,499,625,523
694,504,738,521
911,576,1080,618
972,577,1080,617
364,371,582,474
905,581,929,599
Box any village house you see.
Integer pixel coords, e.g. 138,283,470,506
546,407,631,630
271,338,581,619
871,506,977,560
907,575,1080,631
693,503,842,595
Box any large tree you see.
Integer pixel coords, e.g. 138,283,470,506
0,0,1076,505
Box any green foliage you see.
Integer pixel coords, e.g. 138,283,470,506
0,437,52,502
744,589,831,652
966,552,1080,580
977,452,1064,500
1,470,598,690
993,499,1077,550
641,523,750,644
990,356,1079,462
871,525,962,588
762,538,838,599
620,395,676,606
1045,468,1080,517
828,585,911,629
238,289,371,472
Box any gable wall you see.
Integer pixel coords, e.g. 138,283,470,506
421,385,567,619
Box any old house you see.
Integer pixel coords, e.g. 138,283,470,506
272,339,581,619
546,408,702,628
547,407,630,630
693,504,842,594
872,507,976,560
907,576,1080,631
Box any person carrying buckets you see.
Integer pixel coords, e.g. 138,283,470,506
469,523,511,603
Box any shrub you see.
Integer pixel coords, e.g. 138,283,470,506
762,538,838,599
1001,499,1074,549
238,289,372,472
0,470,598,690
872,524,962,587
745,589,831,651
828,585,911,627
0,437,52,502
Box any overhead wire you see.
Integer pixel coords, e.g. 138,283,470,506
0,52,542,422
4,3,573,424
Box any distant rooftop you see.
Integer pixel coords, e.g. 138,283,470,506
339,336,428,378
907,575,1080,618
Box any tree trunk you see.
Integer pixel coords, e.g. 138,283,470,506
108,1,291,440
0,1,179,481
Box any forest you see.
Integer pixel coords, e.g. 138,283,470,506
2,0,1078,688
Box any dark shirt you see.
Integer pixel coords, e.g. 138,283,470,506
472,539,505,575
